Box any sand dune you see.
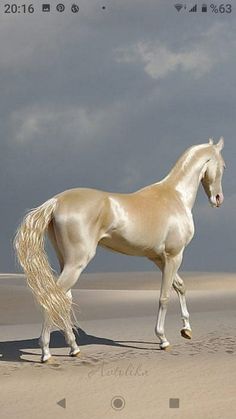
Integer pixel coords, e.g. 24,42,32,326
0,272,236,419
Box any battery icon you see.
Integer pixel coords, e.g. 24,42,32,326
202,4,207,12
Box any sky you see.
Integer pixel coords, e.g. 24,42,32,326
0,0,235,273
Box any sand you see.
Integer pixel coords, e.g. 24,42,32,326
0,272,236,419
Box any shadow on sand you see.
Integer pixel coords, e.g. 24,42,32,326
0,327,159,363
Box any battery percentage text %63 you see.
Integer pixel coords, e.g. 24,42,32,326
210,4,232,13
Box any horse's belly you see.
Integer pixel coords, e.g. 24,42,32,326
99,234,151,257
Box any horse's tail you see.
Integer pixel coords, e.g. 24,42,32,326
14,198,72,331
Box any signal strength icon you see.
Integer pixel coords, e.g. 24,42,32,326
189,4,197,12
174,4,183,12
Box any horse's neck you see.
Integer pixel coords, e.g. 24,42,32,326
163,145,212,210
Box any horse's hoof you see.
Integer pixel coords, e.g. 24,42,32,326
181,329,192,340
41,357,59,365
160,341,171,351
161,345,172,351
70,350,81,358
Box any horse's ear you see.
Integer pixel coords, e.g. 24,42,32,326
208,138,214,145
216,137,224,151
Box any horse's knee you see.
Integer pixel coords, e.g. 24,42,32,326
159,296,170,307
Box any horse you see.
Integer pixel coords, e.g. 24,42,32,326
14,137,225,363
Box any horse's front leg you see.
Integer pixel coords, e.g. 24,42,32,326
155,252,183,350
173,274,192,339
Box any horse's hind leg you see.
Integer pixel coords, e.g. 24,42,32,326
39,314,53,363
173,274,192,339
39,289,80,362
56,247,97,357
41,287,82,360
39,221,64,363
63,289,81,357
39,221,97,362
39,257,95,362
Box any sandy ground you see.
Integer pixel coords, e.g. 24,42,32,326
0,272,236,419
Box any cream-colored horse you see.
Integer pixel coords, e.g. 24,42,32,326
14,138,225,363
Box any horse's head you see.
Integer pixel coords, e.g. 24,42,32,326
201,137,225,208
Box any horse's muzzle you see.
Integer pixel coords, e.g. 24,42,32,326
210,193,224,207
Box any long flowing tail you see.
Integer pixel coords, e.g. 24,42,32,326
14,198,72,331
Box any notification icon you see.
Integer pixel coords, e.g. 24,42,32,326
71,4,79,13
56,3,65,12
42,4,50,12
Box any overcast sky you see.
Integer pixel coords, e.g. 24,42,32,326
0,0,235,273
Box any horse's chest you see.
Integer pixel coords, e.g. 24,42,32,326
165,211,194,253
